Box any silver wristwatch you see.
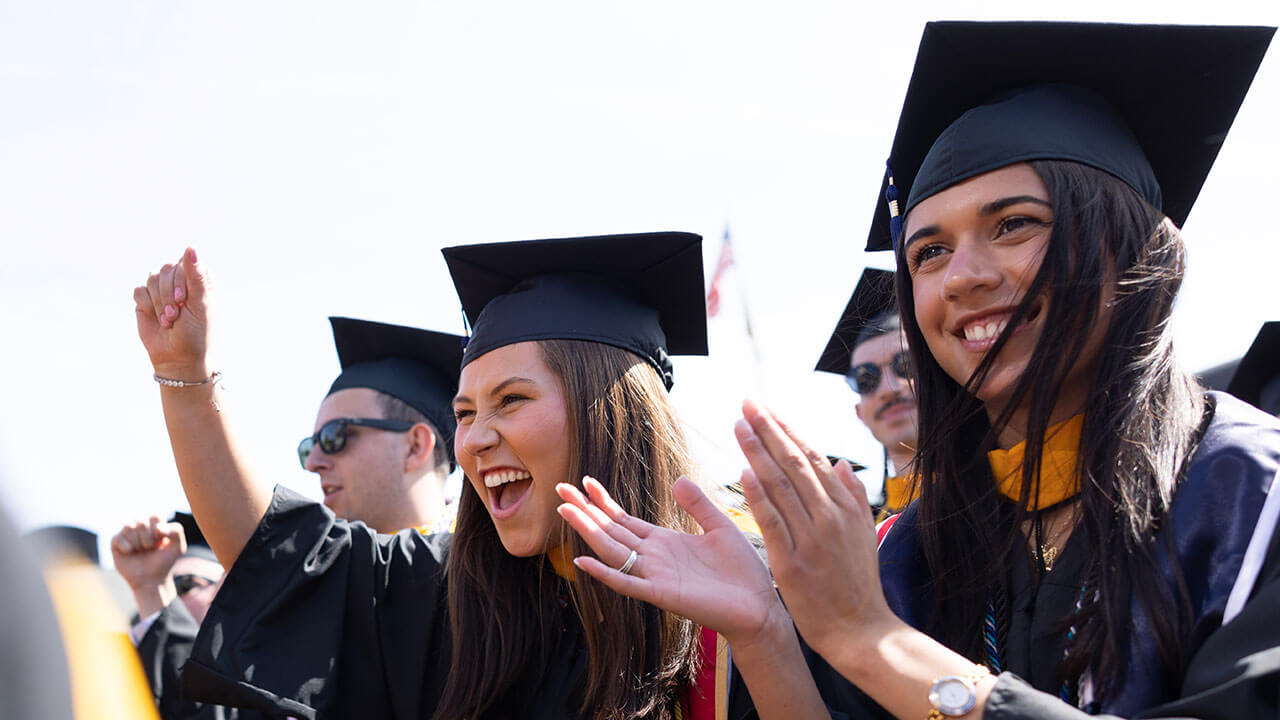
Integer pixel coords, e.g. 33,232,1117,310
928,674,979,717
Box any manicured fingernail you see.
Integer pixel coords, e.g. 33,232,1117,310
187,248,198,264
164,304,176,317
174,286,184,301
572,557,584,569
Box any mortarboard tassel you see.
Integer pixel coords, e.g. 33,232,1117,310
884,163,903,250
459,306,471,349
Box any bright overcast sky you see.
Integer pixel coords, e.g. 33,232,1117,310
2,2,1278,559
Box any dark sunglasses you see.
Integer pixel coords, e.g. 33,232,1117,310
846,351,913,395
297,417,416,468
173,573,216,596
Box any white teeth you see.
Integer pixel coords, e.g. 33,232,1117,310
484,469,531,488
964,319,1009,341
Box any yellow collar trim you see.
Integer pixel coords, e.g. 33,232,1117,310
547,543,578,582
882,474,919,514
987,414,1084,511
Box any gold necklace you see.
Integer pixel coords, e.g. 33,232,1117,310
1028,506,1077,572
1039,543,1060,572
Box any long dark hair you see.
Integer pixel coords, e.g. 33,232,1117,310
896,160,1206,699
435,340,701,720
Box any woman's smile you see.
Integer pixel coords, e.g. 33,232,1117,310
951,300,1044,353
482,466,534,517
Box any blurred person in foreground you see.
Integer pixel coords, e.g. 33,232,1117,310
2,509,74,718
26,524,159,719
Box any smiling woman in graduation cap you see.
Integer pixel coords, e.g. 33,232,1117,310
559,21,1280,720
438,232,836,720
130,235,835,720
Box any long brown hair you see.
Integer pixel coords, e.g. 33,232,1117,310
896,160,1206,699
435,339,701,720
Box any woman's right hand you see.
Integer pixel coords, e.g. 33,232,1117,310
110,516,185,617
110,516,185,591
733,399,900,667
132,248,212,377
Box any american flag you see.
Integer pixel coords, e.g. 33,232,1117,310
705,228,734,318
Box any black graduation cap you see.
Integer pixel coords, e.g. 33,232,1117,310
867,21,1275,251
815,268,898,375
25,525,99,565
327,317,464,466
169,512,218,564
1227,322,1280,415
26,525,98,563
442,232,708,390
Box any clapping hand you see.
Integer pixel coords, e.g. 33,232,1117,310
733,399,895,662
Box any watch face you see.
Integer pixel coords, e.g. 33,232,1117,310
929,676,977,716
939,681,970,707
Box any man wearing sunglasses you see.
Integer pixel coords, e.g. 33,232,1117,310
816,268,919,519
301,317,464,534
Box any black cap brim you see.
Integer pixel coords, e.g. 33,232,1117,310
867,21,1275,251
442,232,708,389
815,268,897,375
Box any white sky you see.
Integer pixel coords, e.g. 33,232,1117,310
2,2,1277,562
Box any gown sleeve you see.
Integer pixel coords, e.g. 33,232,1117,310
137,598,209,719
984,512,1280,720
136,597,273,720
180,486,452,720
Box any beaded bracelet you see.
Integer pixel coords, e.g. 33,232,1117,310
153,371,223,412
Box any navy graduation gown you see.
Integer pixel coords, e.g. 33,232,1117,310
846,393,1280,719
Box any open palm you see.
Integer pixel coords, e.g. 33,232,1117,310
556,476,787,647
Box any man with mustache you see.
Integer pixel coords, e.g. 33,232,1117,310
816,268,919,519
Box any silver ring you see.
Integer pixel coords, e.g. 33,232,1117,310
617,549,638,575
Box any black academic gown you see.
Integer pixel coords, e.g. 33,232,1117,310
181,492,827,720
824,392,1280,719
137,597,269,720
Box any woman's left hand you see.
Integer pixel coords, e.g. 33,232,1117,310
556,476,790,651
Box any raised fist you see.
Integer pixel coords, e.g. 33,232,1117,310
110,516,186,592
133,248,213,378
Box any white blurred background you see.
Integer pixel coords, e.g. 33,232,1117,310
2,1,1277,564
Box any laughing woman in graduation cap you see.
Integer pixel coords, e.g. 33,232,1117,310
559,22,1280,720
131,235,833,719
